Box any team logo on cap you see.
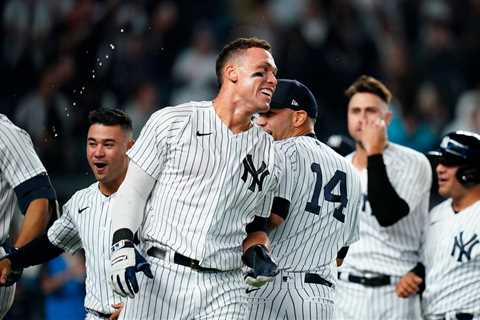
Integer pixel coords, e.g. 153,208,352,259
291,99,299,106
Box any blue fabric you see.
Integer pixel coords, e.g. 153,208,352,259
44,256,85,320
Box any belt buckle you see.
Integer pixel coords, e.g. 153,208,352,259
190,259,199,269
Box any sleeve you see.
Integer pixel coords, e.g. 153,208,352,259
127,108,185,179
254,142,295,218
47,200,82,254
390,153,432,214
0,124,46,188
345,170,362,246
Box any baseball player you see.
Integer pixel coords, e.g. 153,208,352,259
0,108,134,319
108,37,282,319
396,131,480,320
0,113,57,318
248,79,362,319
334,75,432,320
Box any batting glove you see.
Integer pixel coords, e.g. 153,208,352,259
110,240,153,298
242,244,279,287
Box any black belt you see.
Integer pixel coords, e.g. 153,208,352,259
147,247,221,272
338,271,391,287
440,313,474,320
85,307,112,319
304,273,334,287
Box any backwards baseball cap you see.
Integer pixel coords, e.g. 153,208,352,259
270,79,318,118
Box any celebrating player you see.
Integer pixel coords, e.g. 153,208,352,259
396,131,480,320
108,37,283,319
0,108,134,319
334,75,432,320
248,79,362,319
0,113,57,318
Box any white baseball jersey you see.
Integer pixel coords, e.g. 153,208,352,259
0,114,47,318
0,114,47,244
340,143,432,276
247,136,362,320
422,199,480,317
48,182,124,315
128,101,281,270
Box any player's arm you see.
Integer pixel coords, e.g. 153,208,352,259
0,234,64,286
336,246,349,266
367,154,410,226
110,161,155,298
13,173,58,247
395,262,425,298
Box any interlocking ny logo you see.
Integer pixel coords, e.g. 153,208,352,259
451,231,480,262
241,154,270,192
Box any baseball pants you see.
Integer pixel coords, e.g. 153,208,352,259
119,248,246,320
247,269,335,320
334,276,422,320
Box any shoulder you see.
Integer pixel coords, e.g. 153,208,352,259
0,114,29,139
386,143,430,168
66,182,98,206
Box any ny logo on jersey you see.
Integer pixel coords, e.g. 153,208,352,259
451,231,480,262
241,154,269,192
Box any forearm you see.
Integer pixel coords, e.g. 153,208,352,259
367,154,409,226
111,162,155,243
15,199,51,247
9,234,64,269
242,231,270,252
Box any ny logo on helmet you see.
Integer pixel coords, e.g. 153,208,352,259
241,154,270,192
451,231,479,262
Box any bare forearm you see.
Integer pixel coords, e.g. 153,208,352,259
242,231,270,252
15,199,51,248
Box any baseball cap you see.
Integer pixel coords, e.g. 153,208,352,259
270,79,318,118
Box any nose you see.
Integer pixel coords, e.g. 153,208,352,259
436,163,446,174
267,72,277,87
93,145,105,158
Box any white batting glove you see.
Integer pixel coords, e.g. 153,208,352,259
110,240,153,298
242,244,279,288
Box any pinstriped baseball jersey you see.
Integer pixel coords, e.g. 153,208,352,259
127,101,281,270
340,143,432,276
270,136,362,279
0,114,47,244
48,182,124,314
422,199,480,317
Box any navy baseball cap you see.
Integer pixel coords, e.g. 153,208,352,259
270,79,318,118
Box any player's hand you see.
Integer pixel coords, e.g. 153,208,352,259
242,244,279,287
110,240,153,298
0,245,23,287
361,117,387,155
109,303,124,320
395,272,423,298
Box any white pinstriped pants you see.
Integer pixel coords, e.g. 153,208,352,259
247,270,335,320
0,247,15,318
334,277,422,320
119,254,246,320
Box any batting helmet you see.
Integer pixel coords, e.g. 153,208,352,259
429,130,480,186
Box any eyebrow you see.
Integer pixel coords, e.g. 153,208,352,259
87,138,116,143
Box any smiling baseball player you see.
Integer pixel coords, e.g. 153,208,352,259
248,79,362,319
0,113,57,318
0,109,134,319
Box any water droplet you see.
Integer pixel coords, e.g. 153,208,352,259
72,102,77,106
120,28,124,33
109,43,115,50
98,62,103,67
92,74,96,79
105,54,110,59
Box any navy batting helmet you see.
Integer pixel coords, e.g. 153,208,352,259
429,130,480,186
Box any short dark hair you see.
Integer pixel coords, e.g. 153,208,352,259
215,37,272,87
345,75,392,104
88,108,132,132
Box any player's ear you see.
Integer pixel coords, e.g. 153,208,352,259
293,111,308,128
384,111,393,126
127,139,134,150
224,64,238,84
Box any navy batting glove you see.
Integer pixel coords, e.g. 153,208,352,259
242,244,279,287
110,240,153,298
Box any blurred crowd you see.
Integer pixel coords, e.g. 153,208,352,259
1,1,480,318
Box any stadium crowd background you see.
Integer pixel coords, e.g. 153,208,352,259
0,0,479,319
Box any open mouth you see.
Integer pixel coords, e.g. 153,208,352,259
260,88,273,97
94,163,107,169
